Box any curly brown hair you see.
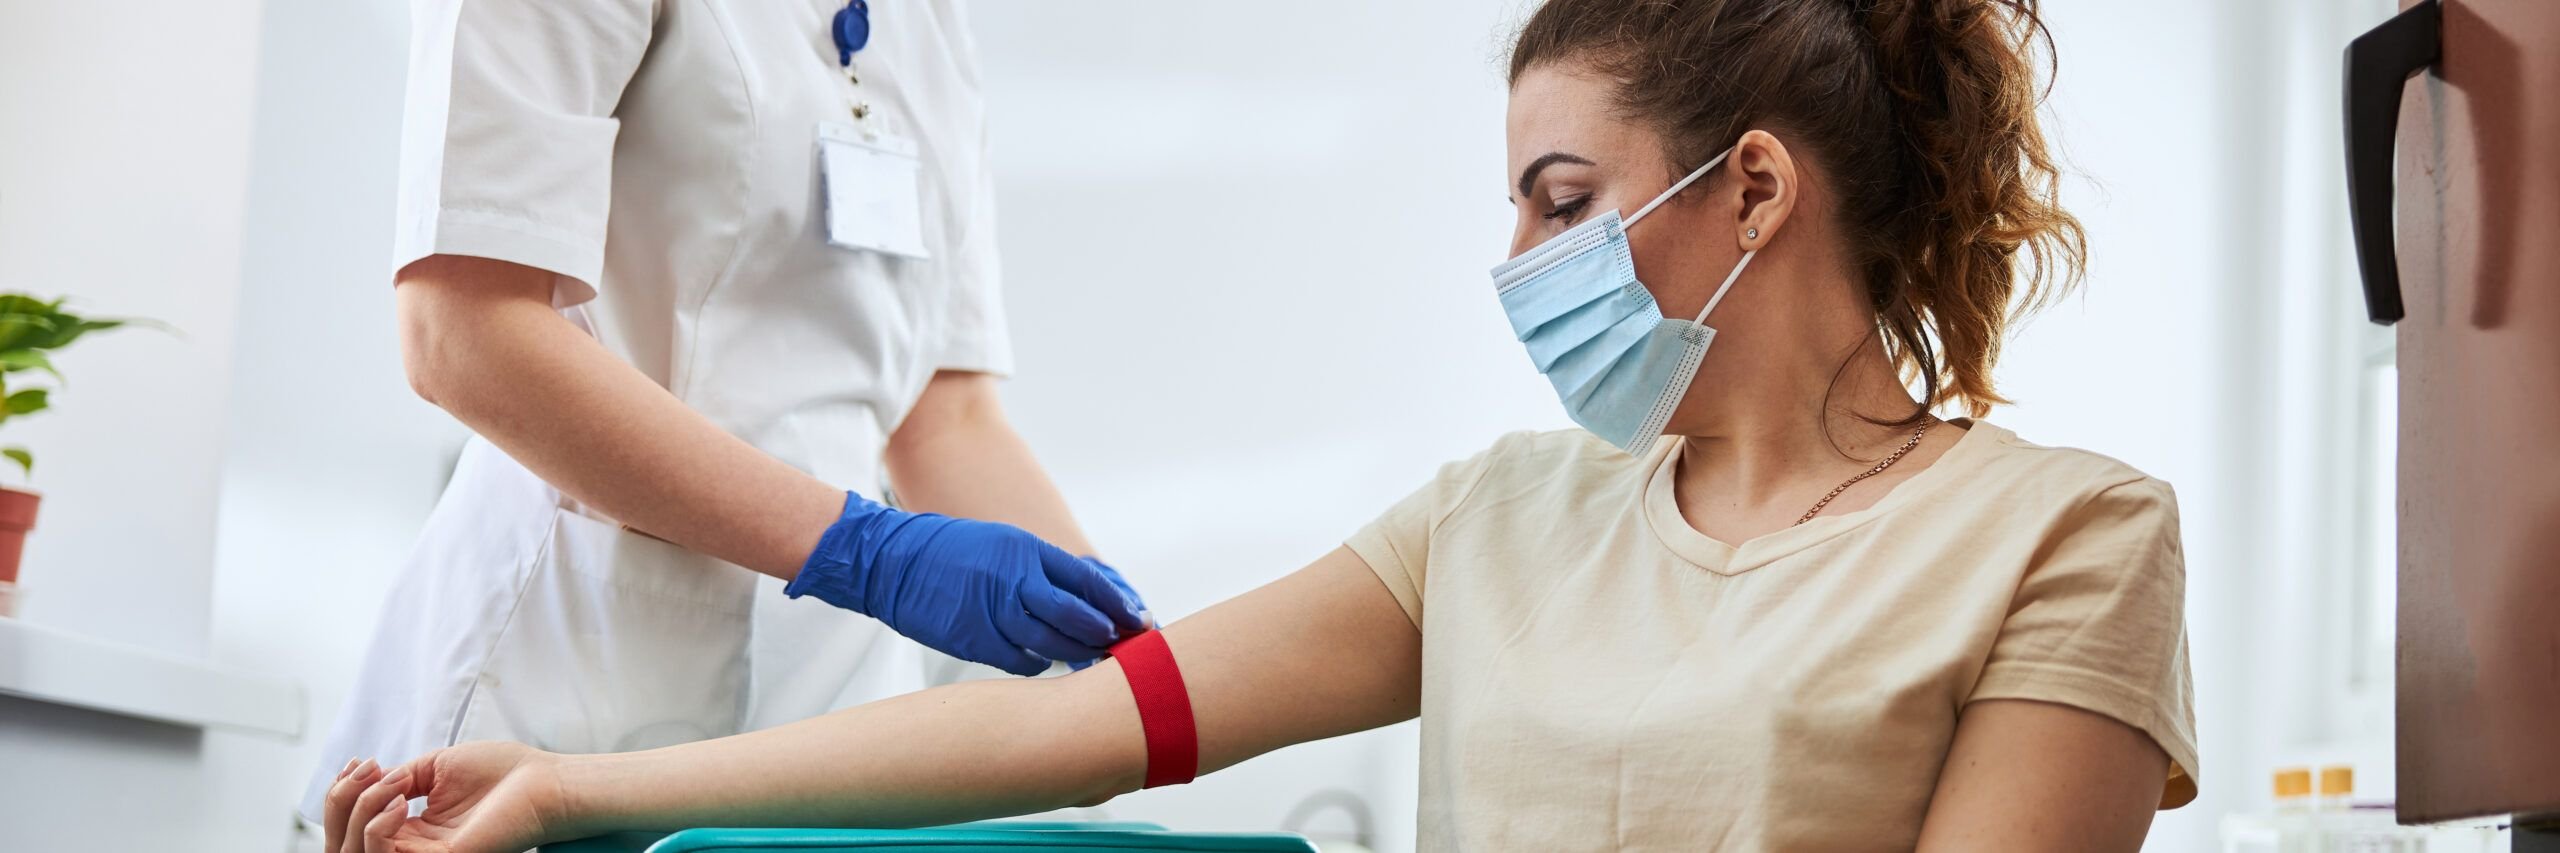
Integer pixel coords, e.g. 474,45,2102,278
1509,0,2086,419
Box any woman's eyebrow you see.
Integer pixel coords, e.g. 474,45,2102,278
1518,152,1596,199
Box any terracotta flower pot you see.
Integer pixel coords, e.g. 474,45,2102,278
0,485,38,590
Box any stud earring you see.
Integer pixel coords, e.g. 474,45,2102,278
1745,227,1759,240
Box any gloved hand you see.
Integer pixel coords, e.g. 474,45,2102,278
1084,556,1153,628
786,492,1149,675
1069,557,1154,671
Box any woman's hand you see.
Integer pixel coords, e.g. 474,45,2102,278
323,741,568,853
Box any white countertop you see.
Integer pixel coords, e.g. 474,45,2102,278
0,616,303,736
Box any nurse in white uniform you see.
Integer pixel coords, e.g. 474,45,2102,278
301,0,1149,824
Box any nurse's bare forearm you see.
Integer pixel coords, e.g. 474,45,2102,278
885,371,1094,554
550,547,1419,835
395,255,841,579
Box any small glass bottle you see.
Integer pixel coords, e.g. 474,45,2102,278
2275,767,2316,853
2314,765,2428,852
2317,766,2354,813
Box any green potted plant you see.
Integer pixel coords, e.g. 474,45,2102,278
0,295,136,617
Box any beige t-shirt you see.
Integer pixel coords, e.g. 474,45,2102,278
1346,421,2197,852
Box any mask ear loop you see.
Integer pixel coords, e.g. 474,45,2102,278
1693,248,1756,325
1614,145,1755,326
1625,147,1732,228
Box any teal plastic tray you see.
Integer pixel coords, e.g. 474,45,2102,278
542,822,1318,853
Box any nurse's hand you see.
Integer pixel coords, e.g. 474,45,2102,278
322,742,563,853
786,492,1150,676
1082,557,1151,626
1068,557,1153,671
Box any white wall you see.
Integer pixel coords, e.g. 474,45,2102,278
208,0,462,841
0,0,308,850
0,0,257,664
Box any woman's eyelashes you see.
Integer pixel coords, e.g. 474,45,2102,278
1542,195,1592,223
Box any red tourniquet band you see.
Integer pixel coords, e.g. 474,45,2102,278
1109,629,1197,788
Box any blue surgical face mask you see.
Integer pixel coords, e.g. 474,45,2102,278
1490,148,1757,456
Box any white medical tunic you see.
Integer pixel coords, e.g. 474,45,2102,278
302,0,1013,821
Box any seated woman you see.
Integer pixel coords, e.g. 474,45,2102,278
321,0,2195,849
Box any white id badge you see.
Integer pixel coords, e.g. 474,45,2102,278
817,121,930,259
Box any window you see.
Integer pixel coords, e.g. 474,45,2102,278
2249,0,2402,780
2341,328,2397,741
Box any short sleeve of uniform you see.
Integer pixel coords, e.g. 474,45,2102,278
1343,435,1518,627
1969,476,2202,809
393,0,656,307
928,98,1014,374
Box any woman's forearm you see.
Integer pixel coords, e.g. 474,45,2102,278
555,672,1144,835
542,548,1422,838
396,255,843,578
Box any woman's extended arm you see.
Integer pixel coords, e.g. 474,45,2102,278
1912,699,2169,852
396,255,844,577
326,547,1422,852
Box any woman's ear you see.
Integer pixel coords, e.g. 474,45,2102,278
1729,129,1797,252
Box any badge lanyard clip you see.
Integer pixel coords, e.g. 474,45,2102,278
831,0,874,124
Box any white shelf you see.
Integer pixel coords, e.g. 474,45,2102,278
0,616,304,737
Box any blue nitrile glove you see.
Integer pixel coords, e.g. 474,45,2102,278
785,492,1149,676
1068,557,1155,672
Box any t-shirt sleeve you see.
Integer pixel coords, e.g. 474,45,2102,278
1969,476,2202,809
393,0,656,307
1343,436,1514,628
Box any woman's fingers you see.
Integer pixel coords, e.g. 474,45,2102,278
341,769,412,853
362,787,409,853
324,758,382,853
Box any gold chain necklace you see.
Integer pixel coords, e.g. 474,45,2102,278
1794,420,1935,526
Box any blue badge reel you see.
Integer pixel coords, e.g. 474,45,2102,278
833,0,871,65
